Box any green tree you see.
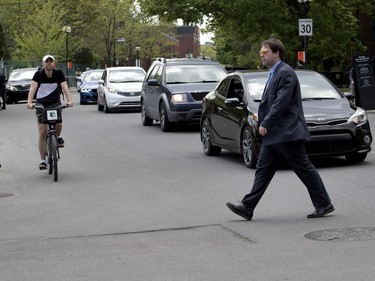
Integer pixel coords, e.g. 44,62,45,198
138,0,375,70
75,0,175,67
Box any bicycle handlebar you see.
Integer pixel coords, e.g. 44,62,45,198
32,104,70,110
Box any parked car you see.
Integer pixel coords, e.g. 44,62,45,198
79,69,104,104
201,70,372,168
141,58,228,132
6,68,38,104
76,71,87,92
97,66,145,113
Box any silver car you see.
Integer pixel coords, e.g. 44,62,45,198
97,66,146,113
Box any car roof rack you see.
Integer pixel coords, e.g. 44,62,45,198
153,57,217,64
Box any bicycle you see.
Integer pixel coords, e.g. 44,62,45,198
33,104,69,181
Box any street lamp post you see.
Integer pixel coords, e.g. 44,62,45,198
298,0,312,68
114,37,126,66
135,46,140,67
62,25,71,76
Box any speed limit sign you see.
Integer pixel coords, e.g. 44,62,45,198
299,19,313,36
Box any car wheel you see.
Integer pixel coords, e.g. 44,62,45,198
104,98,111,113
141,100,153,126
1,93,5,109
241,126,257,169
201,118,221,156
345,152,367,163
159,101,172,132
97,99,104,111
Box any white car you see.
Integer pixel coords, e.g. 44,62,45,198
97,66,146,112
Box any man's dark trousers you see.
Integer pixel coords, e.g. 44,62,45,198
242,140,331,210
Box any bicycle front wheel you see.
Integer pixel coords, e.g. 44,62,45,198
51,136,58,181
47,136,53,175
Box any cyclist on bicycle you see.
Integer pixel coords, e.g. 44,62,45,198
27,55,73,170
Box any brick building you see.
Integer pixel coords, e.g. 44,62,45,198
176,25,201,58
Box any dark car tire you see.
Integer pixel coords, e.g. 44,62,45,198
141,100,153,126
80,96,86,105
159,101,172,132
201,118,221,156
104,98,111,113
97,100,104,111
0,96,4,110
345,152,367,163
241,126,257,169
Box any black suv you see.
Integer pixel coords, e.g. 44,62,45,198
6,68,38,104
141,58,227,131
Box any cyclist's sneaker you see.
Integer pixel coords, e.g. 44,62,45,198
57,137,65,148
39,161,47,170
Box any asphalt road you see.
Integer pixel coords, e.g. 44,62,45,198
1,91,375,281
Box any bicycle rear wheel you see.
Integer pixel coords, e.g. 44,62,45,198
51,136,58,181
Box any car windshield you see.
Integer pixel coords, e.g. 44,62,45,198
84,71,103,82
297,72,342,100
166,65,227,84
245,71,342,102
9,69,36,82
108,69,145,83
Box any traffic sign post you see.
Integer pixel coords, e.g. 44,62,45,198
299,19,313,36
299,18,313,68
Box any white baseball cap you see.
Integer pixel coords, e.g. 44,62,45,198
42,55,55,62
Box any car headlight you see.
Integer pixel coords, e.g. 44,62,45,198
6,85,16,91
107,86,117,93
349,107,368,125
171,94,187,103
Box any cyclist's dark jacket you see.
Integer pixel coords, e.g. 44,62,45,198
32,69,66,106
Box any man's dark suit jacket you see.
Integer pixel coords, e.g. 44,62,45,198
258,61,310,146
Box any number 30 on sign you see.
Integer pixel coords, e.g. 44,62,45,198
299,19,313,36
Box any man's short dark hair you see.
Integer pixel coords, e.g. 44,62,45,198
261,38,285,61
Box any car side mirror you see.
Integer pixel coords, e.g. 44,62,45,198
225,97,242,107
147,79,159,86
343,91,354,98
98,79,105,85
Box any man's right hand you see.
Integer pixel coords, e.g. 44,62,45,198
27,103,33,109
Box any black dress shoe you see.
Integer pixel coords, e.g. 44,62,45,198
307,203,335,218
226,202,253,220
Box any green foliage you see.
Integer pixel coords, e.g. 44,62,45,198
200,44,217,59
1,0,374,70
0,0,176,67
138,0,375,70
12,0,68,61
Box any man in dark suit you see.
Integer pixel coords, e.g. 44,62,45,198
226,38,334,220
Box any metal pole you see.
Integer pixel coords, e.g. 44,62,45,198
66,34,69,76
135,46,140,67
304,35,308,68
303,1,309,68
113,40,116,67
